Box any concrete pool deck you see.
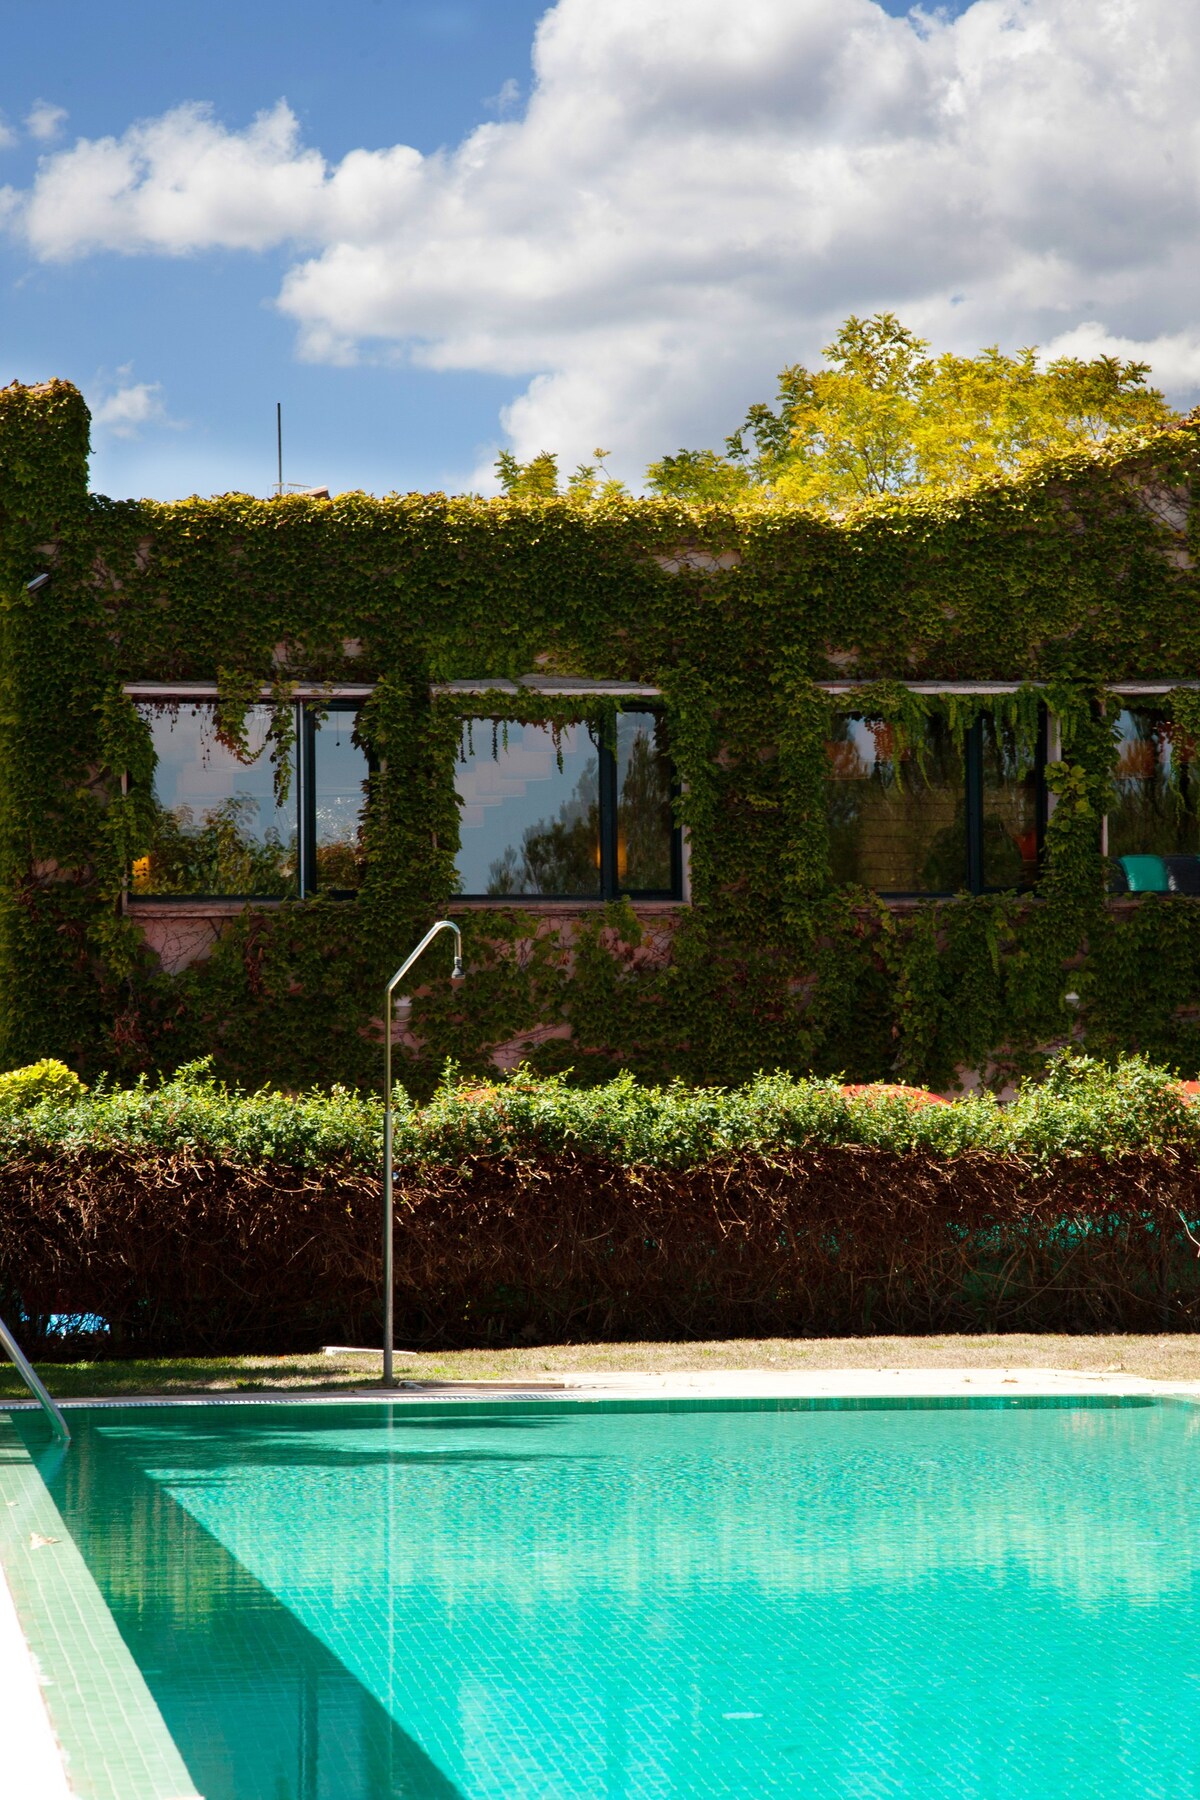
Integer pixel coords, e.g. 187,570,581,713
4,1367,1200,1796
393,1365,1200,1401
10,1363,1200,1408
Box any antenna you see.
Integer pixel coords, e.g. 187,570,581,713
271,401,328,499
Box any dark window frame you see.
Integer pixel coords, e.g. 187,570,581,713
453,710,684,903
829,705,1048,900
127,697,369,904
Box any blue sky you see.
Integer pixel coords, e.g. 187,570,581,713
2,0,1194,501
2,1,549,497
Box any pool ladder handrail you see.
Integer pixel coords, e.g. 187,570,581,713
383,920,464,1389
0,1312,70,1444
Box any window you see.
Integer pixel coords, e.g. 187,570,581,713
303,705,370,894
453,710,681,899
1108,707,1199,860
130,701,368,900
825,708,1045,897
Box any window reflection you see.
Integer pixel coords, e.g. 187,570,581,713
1108,708,1199,859
132,704,297,898
826,715,967,894
827,710,1043,896
981,715,1040,892
617,712,675,892
311,708,368,892
454,721,602,897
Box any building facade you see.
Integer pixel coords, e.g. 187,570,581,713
1,380,1198,1092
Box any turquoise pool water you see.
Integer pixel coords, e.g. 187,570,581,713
18,1396,1200,1798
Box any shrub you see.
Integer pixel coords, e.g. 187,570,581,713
0,1058,87,1112
0,1049,1198,1166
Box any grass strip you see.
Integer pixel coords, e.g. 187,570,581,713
6,1334,1200,1401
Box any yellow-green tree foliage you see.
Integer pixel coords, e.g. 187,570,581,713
495,447,628,504
648,312,1175,508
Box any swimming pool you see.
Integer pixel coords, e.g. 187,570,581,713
9,1394,1200,1798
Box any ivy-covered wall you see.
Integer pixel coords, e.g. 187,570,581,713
1,379,1198,1093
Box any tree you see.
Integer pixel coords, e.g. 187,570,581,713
494,448,561,498
495,447,628,503
642,447,755,505
646,312,1175,510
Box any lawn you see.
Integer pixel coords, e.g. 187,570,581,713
5,1334,1200,1401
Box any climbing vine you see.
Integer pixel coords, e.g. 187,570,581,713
0,380,1198,1092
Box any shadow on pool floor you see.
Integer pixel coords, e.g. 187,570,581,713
40,1420,464,1800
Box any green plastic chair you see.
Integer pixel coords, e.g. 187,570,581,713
1119,854,1170,893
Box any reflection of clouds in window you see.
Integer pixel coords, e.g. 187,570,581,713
158,704,275,795
826,718,882,782
312,709,368,891
134,703,297,898
132,702,296,900
455,721,600,897
130,701,369,899
454,712,679,899
455,730,559,828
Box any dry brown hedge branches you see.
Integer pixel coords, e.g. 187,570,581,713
4,1145,1200,1355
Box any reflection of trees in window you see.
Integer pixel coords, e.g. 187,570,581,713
486,760,601,895
133,796,296,898
132,698,369,899
980,717,1038,889
455,710,679,899
826,709,1041,895
826,717,872,884
826,715,965,893
1109,709,1200,858
313,788,366,890
313,834,363,891
618,721,674,890
133,700,299,898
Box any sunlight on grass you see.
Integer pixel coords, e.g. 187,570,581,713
5,1334,1200,1401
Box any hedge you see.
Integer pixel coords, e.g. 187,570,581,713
3,1055,1200,1353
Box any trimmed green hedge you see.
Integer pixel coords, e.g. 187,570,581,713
0,1051,1197,1167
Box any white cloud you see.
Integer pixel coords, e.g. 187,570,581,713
1042,322,1200,395
25,100,67,143
4,0,1200,481
90,370,173,438
485,78,522,117
0,116,16,151
20,101,344,257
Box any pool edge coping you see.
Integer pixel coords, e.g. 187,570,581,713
0,1557,74,1798
6,1366,1200,1410
0,1414,203,1800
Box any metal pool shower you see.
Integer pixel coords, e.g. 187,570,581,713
381,920,464,1387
